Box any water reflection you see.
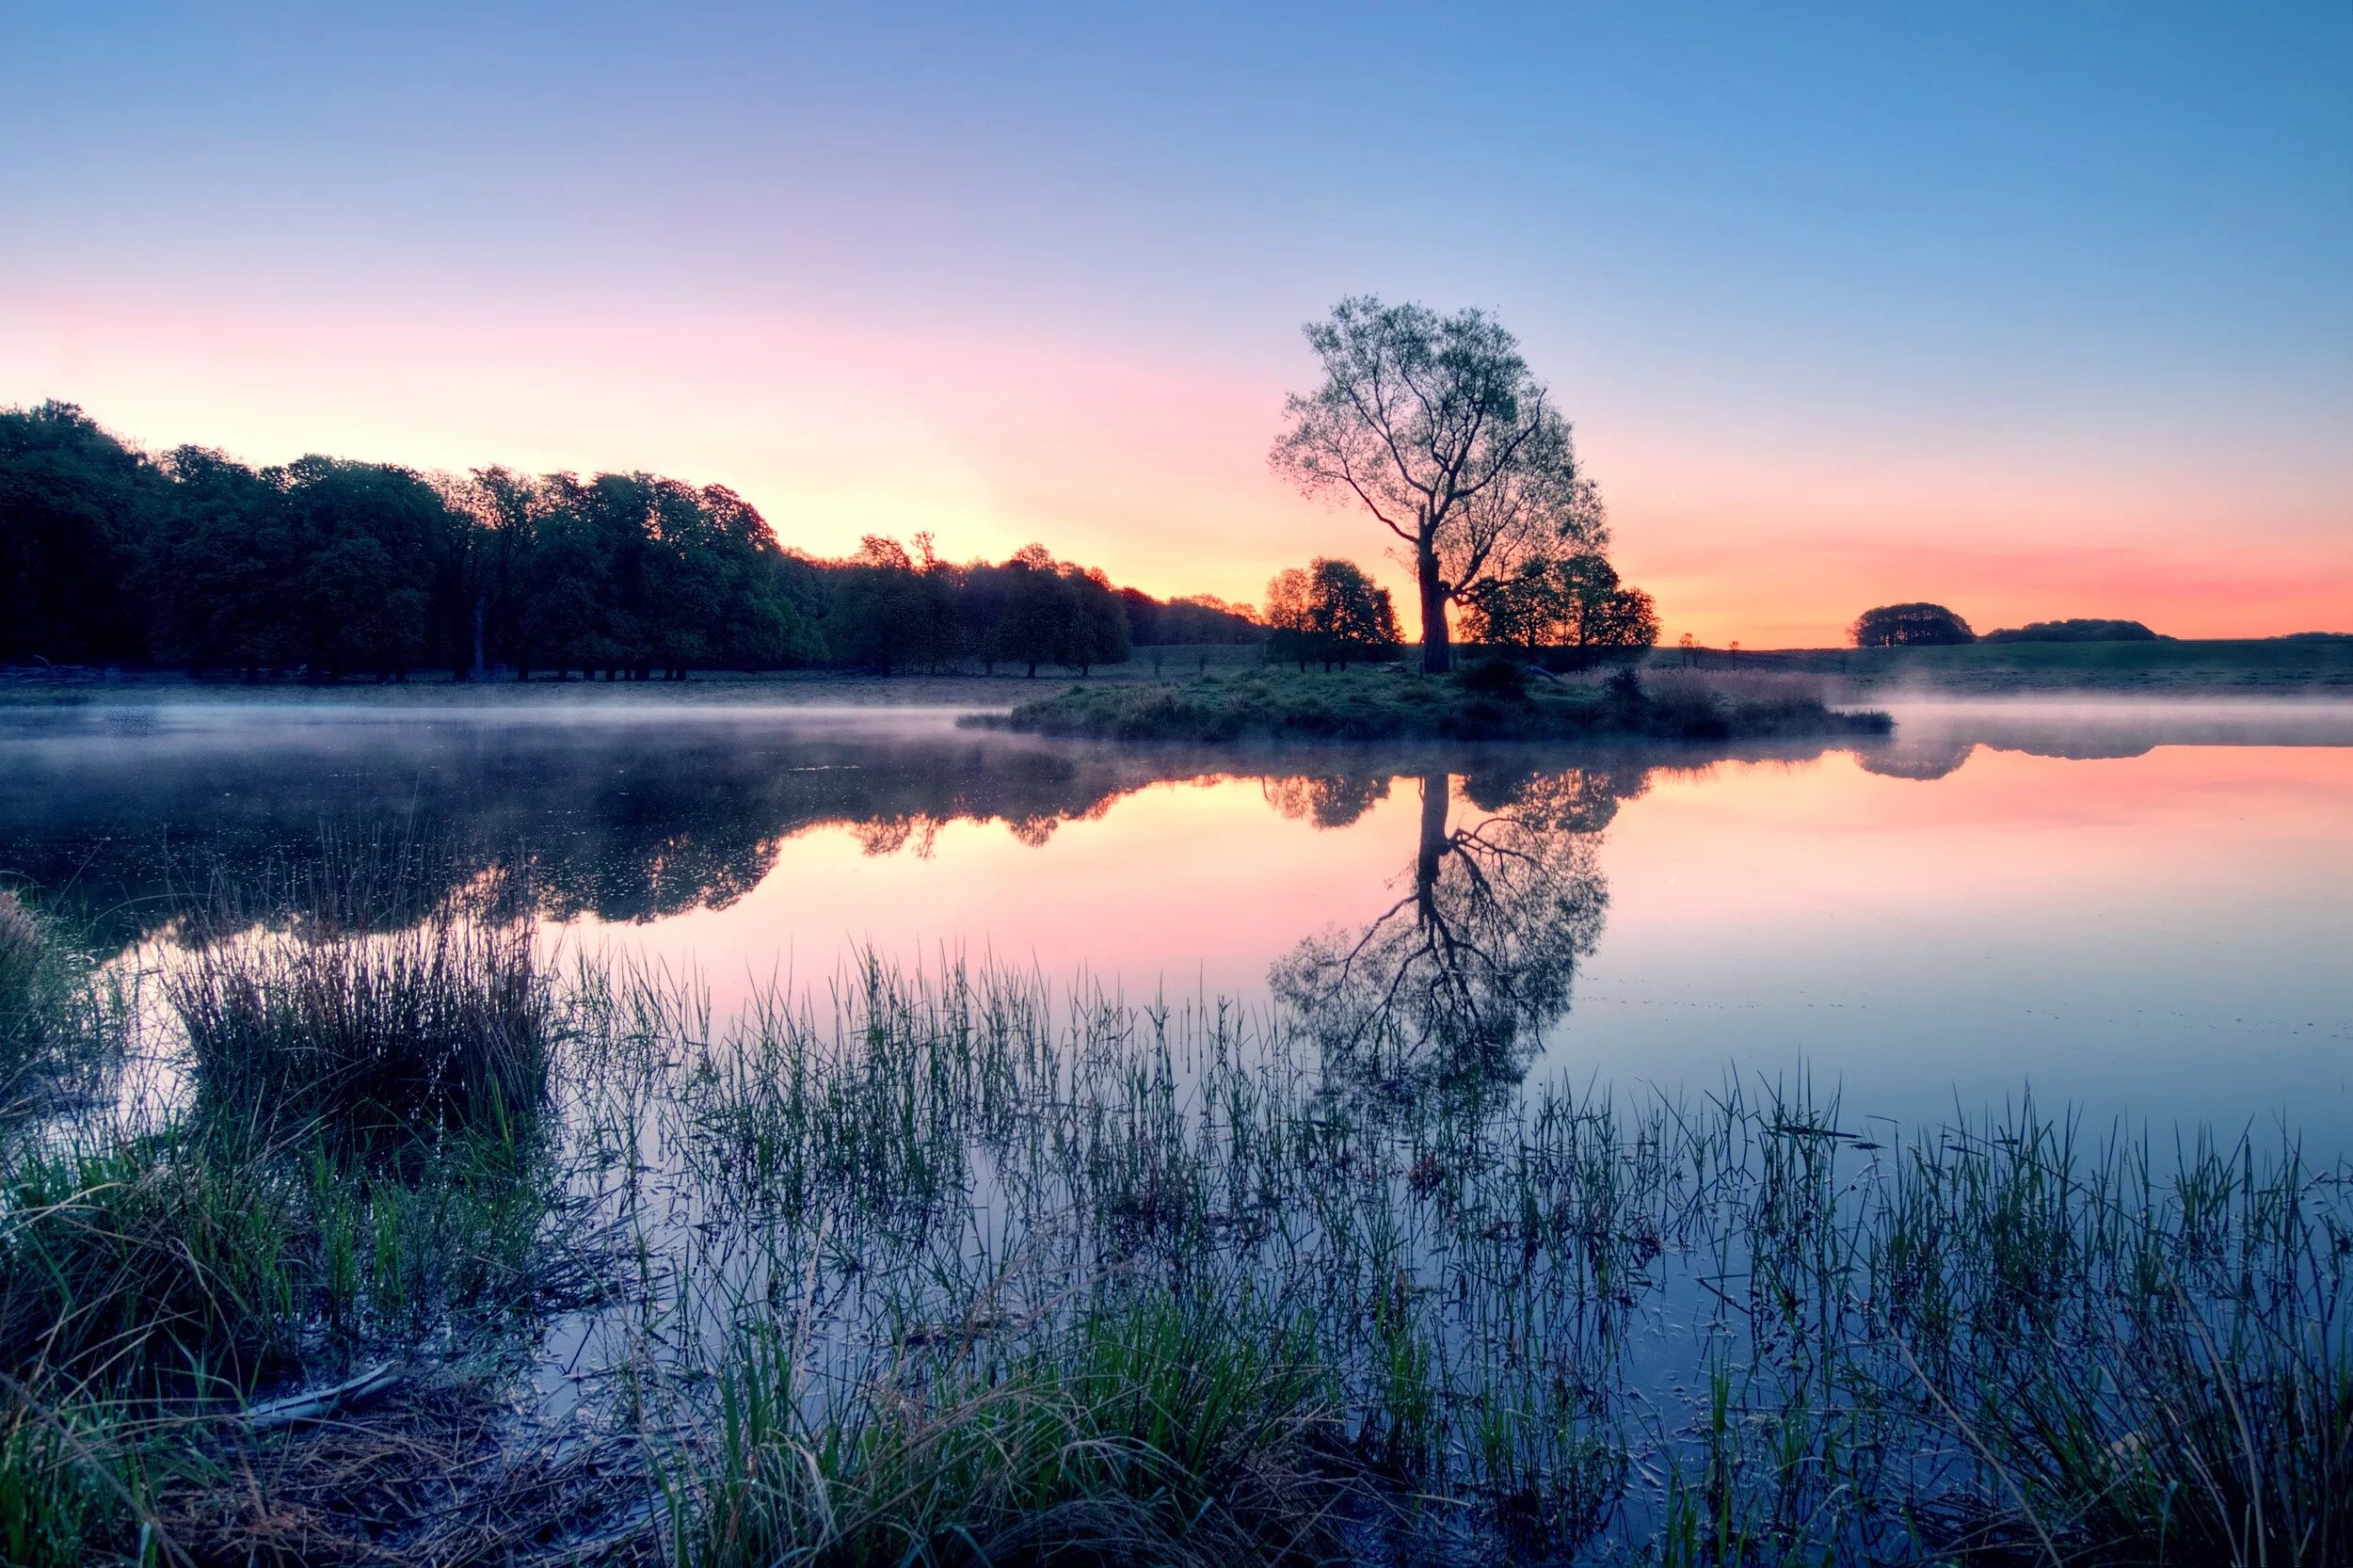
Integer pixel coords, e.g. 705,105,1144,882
1273,768,1613,1092
0,710,1785,965
3,702,2349,1146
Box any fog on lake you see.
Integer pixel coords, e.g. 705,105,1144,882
6,698,2346,1154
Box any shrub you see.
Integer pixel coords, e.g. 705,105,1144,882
1457,656,1529,698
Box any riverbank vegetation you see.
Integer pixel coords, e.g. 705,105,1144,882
986,664,1893,744
0,869,2343,1564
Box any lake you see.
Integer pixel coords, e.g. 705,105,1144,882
4,694,2349,1560
5,696,2347,1152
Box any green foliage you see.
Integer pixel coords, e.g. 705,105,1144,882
0,402,156,664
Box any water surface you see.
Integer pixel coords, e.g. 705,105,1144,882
4,698,2347,1151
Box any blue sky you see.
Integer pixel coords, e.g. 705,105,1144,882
6,2,2348,638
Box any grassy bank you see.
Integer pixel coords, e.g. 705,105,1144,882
1,884,2343,1564
982,664,1894,744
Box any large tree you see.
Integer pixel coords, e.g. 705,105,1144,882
1271,296,1604,673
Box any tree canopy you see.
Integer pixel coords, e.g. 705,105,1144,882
1457,551,1658,669
1980,618,2160,644
0,403,1244,680
1263,557,1401,671
1271,296,1606,674
1849,602,1976,648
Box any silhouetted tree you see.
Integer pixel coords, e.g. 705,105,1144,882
1980,618,2159,644
991,546,1073,678
1271,297,1605,674
0,401,155,664
1267,558,1401,671
1460,551,1658,669
1060,565,1130,674
1850,602,1975,648
3,404,1160,682
1263,568,1315,671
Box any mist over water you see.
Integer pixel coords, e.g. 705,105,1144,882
4,698,2348,1153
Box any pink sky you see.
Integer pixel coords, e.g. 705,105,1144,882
8,289,2348,647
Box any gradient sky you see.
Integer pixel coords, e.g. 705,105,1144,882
5,3,2348,644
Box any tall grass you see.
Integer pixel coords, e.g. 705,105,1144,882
166,915,551,1148
662,1294,1354,1568
0,888,118,1117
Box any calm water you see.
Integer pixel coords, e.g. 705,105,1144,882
3,698,2348,1153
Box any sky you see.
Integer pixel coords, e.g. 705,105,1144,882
4,2,2348,645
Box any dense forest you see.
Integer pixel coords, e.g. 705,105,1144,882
0,402,1258,680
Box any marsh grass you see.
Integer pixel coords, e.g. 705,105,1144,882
166,915,552,1151
0,900,585,1565
660,1294,1357,1568
0,888,120,1118
0,861,2341,1565
582,963,2347,1566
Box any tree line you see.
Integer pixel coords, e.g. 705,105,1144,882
0,401,1257,679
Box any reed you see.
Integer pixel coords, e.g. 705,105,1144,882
166,916,551,1149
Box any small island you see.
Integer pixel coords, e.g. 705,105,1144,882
979,663,1892,744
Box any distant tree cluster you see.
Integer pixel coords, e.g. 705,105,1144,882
1263,558,1401,670
1979,618,2161,644
0,402,1255,679
1457,551,1658,669
1849,602,1976,648
1118,590,1258,646
825,536,1134,677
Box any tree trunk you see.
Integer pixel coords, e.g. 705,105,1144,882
1416,770,1448,920
469,596,487,682
1416,542,1452,674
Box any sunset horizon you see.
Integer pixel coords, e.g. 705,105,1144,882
8,5,2347,648
4,8,2350,1561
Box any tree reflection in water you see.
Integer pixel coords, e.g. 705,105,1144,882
1272,763,1639,1093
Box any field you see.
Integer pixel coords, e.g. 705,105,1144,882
8,637,2349,713
1709,636,2353,696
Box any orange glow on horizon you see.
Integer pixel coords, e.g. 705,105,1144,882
8,290,2348,648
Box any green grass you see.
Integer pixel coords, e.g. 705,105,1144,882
1713,635,2353,694
664,1295,1354,1568
980,664,1893,744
